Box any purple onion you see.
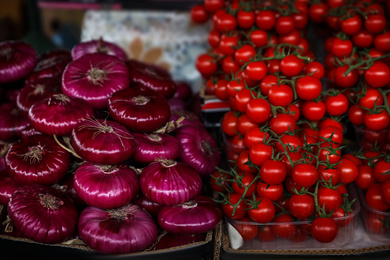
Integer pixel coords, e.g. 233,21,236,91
71,38,127,61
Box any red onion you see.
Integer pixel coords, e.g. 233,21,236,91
0,41,37,84
71,118,134,165
132,132,180,164
28,93,94,136
108,85,171,133
74,163,139,209
126,59,177,99
5,134,71,185
140,159,202,206
62,52,129,109
158,196,222,234
170,109,204,128
0,168,20,205
16,77,62,114
26,49,72,84
71,38,127,61
20,125,42,140
78,203,158,254
0,102,29,142
175,125,221,177
173,81,193,101
7,183,78,244
169,97,186,111
153,232,206,250
57,172,86,208
133,193,163,216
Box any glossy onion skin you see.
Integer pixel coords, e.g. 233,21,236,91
71,119,134,165
5,134,71,185
0,170,20,205
62,52,130,109
158,196,222,234
7,183,78,244
28,94,94,136
0,103,29,142
0,41,37,84
78,204,158,254
132,132,180,164
133,193,163,216
139,160,202,206
71,39,128,61
175,125,221,177
108,85,171,133
126,59,177,99
25,49,72,84
16,77,62,114
74,163,139,209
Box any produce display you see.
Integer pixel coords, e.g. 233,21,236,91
0,39,222,254
191,0,390,247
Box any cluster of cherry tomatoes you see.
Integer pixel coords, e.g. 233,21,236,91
308,0,390,237
190,0,374,244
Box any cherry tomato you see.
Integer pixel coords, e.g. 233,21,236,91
268,84,294,107
222,56,240,75
356,165,376,190
292,163,318,188
365,61,390,88
373,160,390,183
295,75,322,100
256,182,284,202
358,87,383,109
249,142,273,167
255,10,276,30
222,111,238,136
381,181,390,205
280,55,305,77
270,113,296,136
233,217,258,241
275,16,295,35
246,98,271,124
196,54,217,78
227,80,244,97
348,105,365,125
338,158,359,184
366,183,390,211
275,134,302,154
319,118,344,132
232,171,258,198
248,196,275,223
237,114,257,136
260,75,278,96
279,30,301,46
260,160,287,185
234,44,256,66
318,126,343,148
311,217,338,243
318,187,342,213
309,3,328,24
237,10,255,29
303,61,325,79
219,35,240,56
191,5,209,24
301,101,326,121
334,65,359,88
364,109,390,132
324,93,349,116
245,61,267,81
257,225,276,242
216,13,237,32
214,79,229,101
249,29,269,48
318,165,340,186
340,14,362,35
331,38,353,58
271,214,297,239
352,29,374,48
365,211,389,234
234,88,255,113
236,150,256,173
207,29,220,48
364,14,386,34
204,0,224,13
332,207,353,227
244,127,270,149
222,193,247,220
374,31,390,52
289,193,315,220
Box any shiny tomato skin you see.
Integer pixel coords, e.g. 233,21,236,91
248,196,275,223
295,76,322,100
233,217,258,241
222,193,247,220
311,217,338,243
289,193,315,220
366,183,390,211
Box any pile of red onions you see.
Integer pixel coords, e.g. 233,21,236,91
0,39,222,255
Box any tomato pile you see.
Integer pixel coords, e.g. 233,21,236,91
192,0,390,244
0,39,222,254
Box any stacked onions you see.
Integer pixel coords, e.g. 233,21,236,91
0,39,221,254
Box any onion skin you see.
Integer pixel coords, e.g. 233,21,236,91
71,118,134,165
158,196,222,234
5,134,71,185
0,41,37,84
126,59,177,99
74,163,139,209
132,132,180,164
16,77,62,114
139,159,202,206
62,52,129,109
7,183,78,244
0,169,20,205
133,193,163,216
78,204,158,254
170,109,204,128
108,85,171,133
28,94,94,136
71,39,128,61
26,49,72,84
175,125,221,177
173,81,193,102
0,103,29,142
